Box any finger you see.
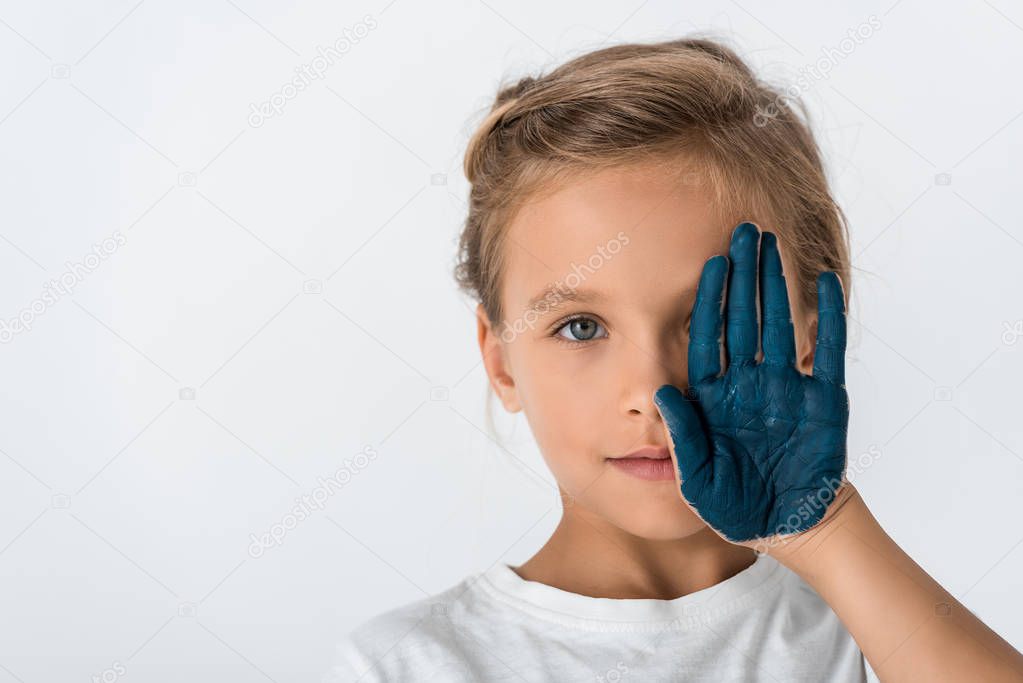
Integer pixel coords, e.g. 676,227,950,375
726,222,760,367
654,384,712,494
688,254,728,385
812,271,847,385
759,232,797,367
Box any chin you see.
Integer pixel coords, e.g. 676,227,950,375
608,505,709,541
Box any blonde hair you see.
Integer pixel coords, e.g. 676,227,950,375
453,36,852,425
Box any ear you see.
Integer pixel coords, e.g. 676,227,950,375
476,303,522,413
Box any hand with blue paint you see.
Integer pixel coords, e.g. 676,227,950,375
653,222,851,548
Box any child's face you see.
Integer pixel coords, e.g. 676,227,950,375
477,162,814,541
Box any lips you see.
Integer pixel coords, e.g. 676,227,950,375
606,446,675,481
612,446,670,461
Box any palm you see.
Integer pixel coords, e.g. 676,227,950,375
655,223,849,545
686,359,848,542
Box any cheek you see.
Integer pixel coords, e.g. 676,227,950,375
523,375,599,450
514,363,608,477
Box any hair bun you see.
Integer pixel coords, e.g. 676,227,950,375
495,75,538,106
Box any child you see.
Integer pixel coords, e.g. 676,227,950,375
327,37,1023,682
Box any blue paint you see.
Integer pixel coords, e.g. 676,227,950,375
654,222,849,543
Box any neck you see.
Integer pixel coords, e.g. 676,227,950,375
513,502,756,600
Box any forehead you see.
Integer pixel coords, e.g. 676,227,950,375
501,163,727,315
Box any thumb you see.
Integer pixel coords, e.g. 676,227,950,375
654,384,712,495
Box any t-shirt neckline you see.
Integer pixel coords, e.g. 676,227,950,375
476,552,783,628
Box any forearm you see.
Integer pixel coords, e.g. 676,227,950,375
770,483,1023,683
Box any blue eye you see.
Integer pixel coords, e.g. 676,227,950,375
553,315,607,345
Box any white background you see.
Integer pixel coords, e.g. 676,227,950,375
1,1,1021,681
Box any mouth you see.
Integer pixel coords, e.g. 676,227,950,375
609,446,671,461
605,446,674,481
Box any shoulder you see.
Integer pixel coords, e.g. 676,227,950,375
323,573,485,683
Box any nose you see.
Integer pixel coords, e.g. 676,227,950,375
618,334,687,421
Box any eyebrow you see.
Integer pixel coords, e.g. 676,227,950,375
524,284,609,318
522,281,700,321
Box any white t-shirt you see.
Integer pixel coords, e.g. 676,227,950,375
325,553,866,682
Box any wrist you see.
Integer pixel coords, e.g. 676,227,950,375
761,479,863,570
